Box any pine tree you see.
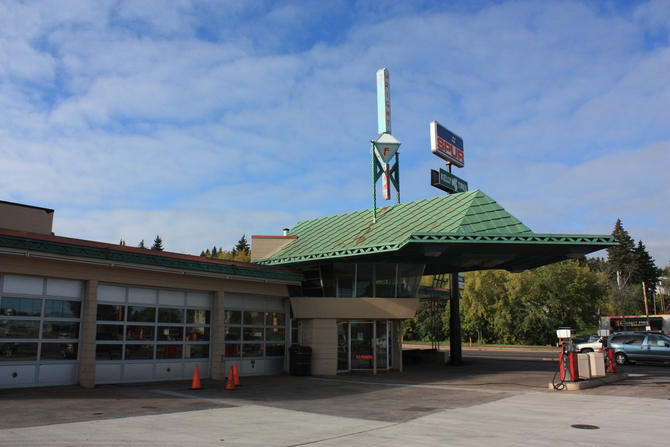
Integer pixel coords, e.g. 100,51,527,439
151,235,164,251
119,239,126,246
232,235,250,256
606,219,636,277
211,246,218,258
138,240,147,249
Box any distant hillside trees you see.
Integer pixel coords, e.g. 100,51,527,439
200,235,251,263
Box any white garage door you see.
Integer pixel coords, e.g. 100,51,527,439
95,284,212,384
0,274,83,389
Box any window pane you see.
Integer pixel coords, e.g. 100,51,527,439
225,343,240,357
186,327,209,341
398,264,424,298
158,326,183,341
266,344,285,357
185,344,210,359
126,325,155,341
375,264,397,298
44,300,81,318
334,263,355,297
127,306,156,322
96,324,124,341
0,297,41,316
266,327,285,341
243,327,263,341
125,344,154,360
266,312,285,326
97,304,125,321
0,320,39,338
41,342,78,360
156,344,182,359
243,311,264,325
96,344,123,360
224,310,241,324
356,264,374,297
242,343,263,357
187,309,210,324
225,327,241,341
42,321,80,339
0,342,37,361
158,308,184,323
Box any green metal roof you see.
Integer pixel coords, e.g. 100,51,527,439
255,190,616,274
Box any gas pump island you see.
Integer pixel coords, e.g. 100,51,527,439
553,328,621,391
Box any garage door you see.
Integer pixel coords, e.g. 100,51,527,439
1,274,83,389
95,284,212,384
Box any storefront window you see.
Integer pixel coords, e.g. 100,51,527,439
158,308,184,323
243,311,264,325
97,305,125,321
125,344,154,360
328,263,424,298
44,300,81,318
0,297,41,316
42,321,80,339
1,320,39,338
0,342,38,361
127,306,156,322
224,310,241,324
225,310,287,359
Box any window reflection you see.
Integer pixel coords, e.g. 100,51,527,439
0,320,39,338
0,342,37,361
0,297,41,316
127,306,156,322
42,321,80,339
158,308,184,323
44,300,81,318
156,344,182,359
97,304,125,321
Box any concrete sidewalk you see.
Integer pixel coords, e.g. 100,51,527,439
1,392,668,446
1,354,668,445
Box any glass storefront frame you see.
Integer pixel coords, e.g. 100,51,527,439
337,319,393,372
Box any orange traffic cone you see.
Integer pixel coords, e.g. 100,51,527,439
190,364,202,390
225,365,237,390
232,362,241,387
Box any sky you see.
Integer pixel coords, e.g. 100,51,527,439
1,0,669,267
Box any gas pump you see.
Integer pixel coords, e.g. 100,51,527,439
598,328,615,373
557,328,579,382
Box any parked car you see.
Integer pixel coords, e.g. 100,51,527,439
575,336,604,353
609,333,670,365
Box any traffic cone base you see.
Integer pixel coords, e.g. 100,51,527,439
190,364,202,390
225,365,238,390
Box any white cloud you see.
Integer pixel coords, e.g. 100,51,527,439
1,0,669,268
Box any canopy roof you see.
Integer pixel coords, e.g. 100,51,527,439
255,190,616,275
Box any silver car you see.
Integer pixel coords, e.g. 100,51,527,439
609,333,670,365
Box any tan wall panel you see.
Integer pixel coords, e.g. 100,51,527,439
0,202,53,234
300,319,337,376
250,236,296,261
290,297,419,319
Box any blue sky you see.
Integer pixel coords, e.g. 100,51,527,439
1,0,669,267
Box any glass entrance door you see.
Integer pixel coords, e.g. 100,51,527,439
350,321,374,369
337,320,392,371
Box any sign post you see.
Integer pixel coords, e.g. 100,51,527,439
371,68,401,222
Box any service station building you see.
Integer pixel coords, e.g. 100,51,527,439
0,192,615,389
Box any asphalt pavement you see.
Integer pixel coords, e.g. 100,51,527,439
1,347,669,446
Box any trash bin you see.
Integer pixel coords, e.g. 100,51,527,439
289,346,312,376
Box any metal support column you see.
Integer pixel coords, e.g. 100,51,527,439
449,271,463,365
